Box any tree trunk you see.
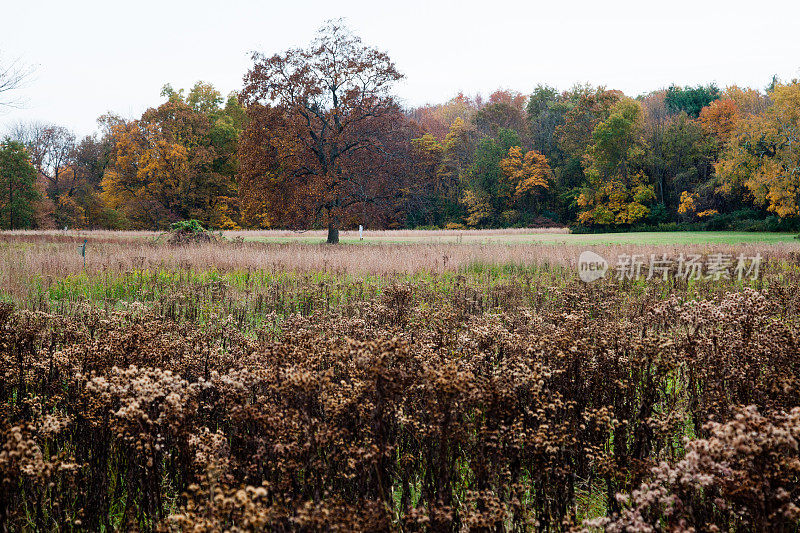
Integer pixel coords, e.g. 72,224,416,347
9,179,13,230
326,221,339,244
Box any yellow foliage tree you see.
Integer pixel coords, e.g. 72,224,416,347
498,146,551,201
577,174,654,225
101,122,191,228
439,118,478,187
461,189,494,227
717,81,800,218
677,190,718,219
677,190,696,215
102,97,239,229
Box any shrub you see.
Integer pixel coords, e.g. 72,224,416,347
166,219,217,244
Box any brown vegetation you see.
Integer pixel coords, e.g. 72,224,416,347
2,257,800,530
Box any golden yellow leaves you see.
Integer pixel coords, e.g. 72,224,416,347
102,121,191,224
411,134,443,161
678,191,717,219
499,146,551,200
678,191,696,215
101,99,241,229
716,81,800,218
575,98,655,226
698,99,739,145
461,189,494,227
577,174,654,225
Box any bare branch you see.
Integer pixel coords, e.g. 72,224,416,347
0,54,34,110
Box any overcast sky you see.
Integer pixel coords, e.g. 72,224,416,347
1,0,799,137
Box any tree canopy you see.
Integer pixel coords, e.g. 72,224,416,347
239,20,408,243
0,139,39,229
3,24,798,234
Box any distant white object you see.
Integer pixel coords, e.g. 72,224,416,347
358,225,363,240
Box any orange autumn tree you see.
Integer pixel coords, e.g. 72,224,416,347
717,80,800,217
102,86,240,229
487,89,528,110
498,146,551,212
698,98,740,149
239,20,408,243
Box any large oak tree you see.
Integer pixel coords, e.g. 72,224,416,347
239,21,407,243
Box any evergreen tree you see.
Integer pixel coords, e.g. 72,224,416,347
0,139,40,229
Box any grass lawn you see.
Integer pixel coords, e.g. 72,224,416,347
239,230,800,246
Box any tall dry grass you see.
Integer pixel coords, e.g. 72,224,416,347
1,235,798,297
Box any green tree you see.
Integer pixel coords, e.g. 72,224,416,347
0,139,40,229
665,84,721,118
461,128,520,226
658,114,713,208
526,85,566,161
577,99,655,225
555,86,623,200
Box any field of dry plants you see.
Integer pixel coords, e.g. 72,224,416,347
2,230,800,531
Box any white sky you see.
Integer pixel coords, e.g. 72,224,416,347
1,0,799,138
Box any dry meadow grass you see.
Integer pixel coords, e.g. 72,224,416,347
1,229,798,299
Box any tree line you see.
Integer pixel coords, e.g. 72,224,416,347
2,21,800,241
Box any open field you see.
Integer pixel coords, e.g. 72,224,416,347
4,227,799,246
2,230,800,531
1,229,799,303
227,229,800,246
